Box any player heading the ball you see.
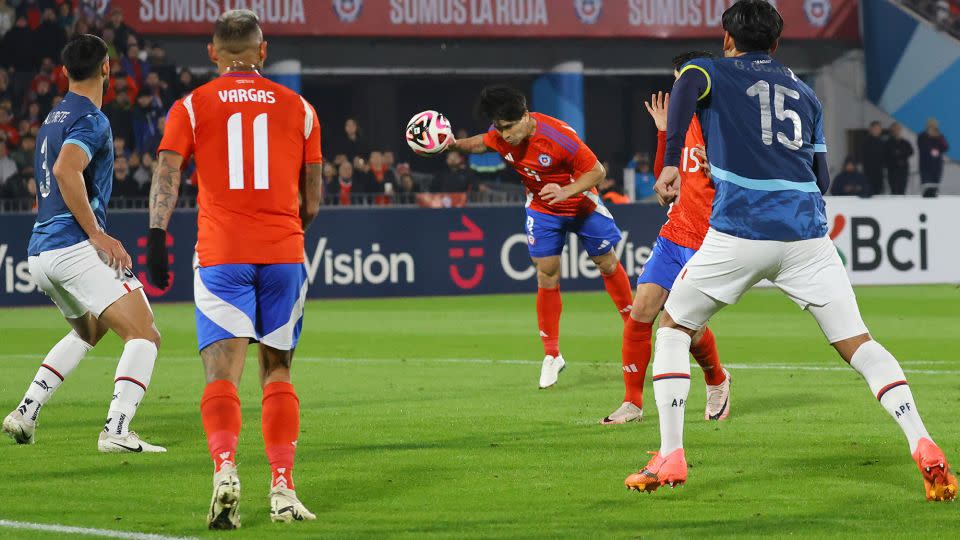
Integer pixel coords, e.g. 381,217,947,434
414,86,635,389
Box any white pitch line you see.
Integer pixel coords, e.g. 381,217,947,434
1,355,958,375
0,519,197,540
0,354,960,375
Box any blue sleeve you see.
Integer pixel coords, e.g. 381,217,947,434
665,60,711,167
812,103,830,194
64,114,109,161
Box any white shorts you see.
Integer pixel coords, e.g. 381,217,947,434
28,240,144,319
664,228,869,343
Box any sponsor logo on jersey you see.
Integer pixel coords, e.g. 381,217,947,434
538,154,553,167
333,0,363,23
804,0,831,27
574,0,603,24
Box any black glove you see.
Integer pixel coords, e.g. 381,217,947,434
146,228,169,289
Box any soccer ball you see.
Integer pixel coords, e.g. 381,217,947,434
405,110,453,156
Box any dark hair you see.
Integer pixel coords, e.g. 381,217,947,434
722,0,783,53
61,34,108,81
213,9,262,54
672,51,715,71
477,85,527,123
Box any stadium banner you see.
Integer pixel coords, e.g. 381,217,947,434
111,0,859,40
0,198,955,307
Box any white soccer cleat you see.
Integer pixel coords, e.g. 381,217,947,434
600,402,643,425
98,431,167,453
538,354,566,389
705,368,731,421
208,462,242,530
2,411,35,445
270,487,317,523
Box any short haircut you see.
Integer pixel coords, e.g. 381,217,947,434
61,34,108,81
213,10,262,54
722,0,783,53
672,51,715,72
477,85,527,123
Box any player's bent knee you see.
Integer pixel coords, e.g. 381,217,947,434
832,333,872,364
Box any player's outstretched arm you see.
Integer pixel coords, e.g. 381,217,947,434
449,134,491,154
53,143,130,271
145,150,184,289
299,163,323,230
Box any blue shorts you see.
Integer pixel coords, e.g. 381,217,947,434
193,263,308,352
524,207,622,258
636,236,698,291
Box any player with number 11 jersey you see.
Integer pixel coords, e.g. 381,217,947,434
146,9,323,529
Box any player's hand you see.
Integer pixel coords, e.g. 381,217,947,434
145,228,170,289
692,145,711,180
539,183,571,204
90,230,132,273
654,166,680,206
644,91,670,132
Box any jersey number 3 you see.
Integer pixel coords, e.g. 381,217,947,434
746,81,803,151
226,112,269,190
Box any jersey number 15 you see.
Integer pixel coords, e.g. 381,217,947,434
226,112,270,190
746,81,803,151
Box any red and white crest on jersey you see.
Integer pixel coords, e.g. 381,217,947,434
483,112,602,217
159,72,322,266
656,115,713,250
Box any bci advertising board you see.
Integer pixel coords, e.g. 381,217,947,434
0,199,957,307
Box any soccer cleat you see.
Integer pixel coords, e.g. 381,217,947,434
912,438,958,502
208,462,242,529
270,487,317,523
538,355,566,389
600,402,643,425
2,411,35,445
625,449,688,493
705,368,731,421
98,431,167,453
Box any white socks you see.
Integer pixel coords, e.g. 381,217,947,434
850,340,931,453
653,328,692,456
104,339,158,437
17,331,92,423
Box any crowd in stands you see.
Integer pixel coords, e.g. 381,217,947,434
0,3,521,212
833,119,949,198
900,0,960,38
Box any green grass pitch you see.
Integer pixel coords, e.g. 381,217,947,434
0,286,958,538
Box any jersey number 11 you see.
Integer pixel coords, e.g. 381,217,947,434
226,112,270,190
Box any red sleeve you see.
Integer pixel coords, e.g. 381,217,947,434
654,131,666,178
157,99,194,159
482,127,499,151
303,100,322,164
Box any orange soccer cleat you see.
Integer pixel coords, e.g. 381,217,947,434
912,438,958,502
625,449,688,493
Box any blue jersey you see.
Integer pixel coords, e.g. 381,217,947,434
28,92,114,256
685,53,827,241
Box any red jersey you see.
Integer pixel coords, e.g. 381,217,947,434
654,115,713,250
159,72,322,266
483,113,599,217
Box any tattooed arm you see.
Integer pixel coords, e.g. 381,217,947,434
149,151,184,230
145,151,184,288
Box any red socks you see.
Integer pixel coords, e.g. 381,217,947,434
537,287,562,357
602,264,634,321
691,327,726,386
201,380,242,472
622,318,653,407
262,382,300,490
